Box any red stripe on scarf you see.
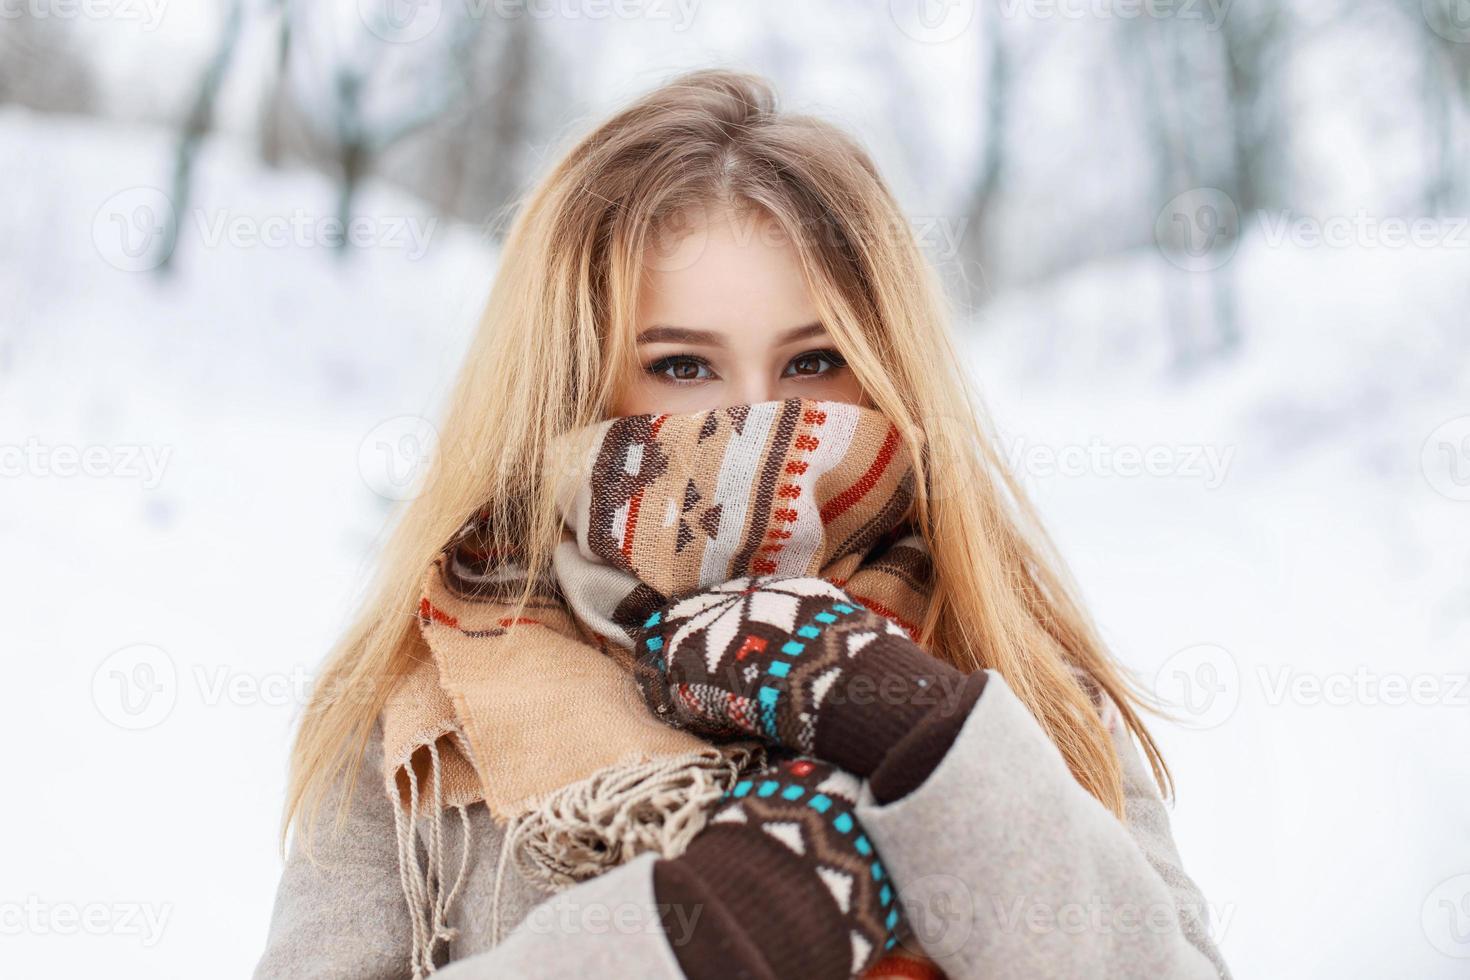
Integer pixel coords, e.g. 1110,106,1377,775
846,592,920,641
620,414,668,563
621,491,644,562
820,422,901,525
419,598,459,629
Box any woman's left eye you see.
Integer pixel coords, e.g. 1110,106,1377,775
784,348,848,378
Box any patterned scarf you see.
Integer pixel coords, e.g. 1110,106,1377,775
379,396,934,975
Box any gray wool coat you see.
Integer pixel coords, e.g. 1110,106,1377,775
253,671,1232,979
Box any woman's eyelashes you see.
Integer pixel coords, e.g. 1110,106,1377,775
784,348,847,378
645,353,715,383
644,348,848,385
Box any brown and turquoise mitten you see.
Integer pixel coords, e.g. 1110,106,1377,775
654,755,901,980
635,575,988,804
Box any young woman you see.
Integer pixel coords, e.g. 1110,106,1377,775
254,70,1231,980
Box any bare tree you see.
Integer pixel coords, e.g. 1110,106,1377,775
380,10,545,234
159,0,245,272
0,12,98,113
951,5,1014,316
1405,0,1470,213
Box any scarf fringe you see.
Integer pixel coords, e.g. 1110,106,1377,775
504,742,765,892
391,733,475,979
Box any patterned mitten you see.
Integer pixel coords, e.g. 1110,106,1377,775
635,575,987,801
653,755,901,980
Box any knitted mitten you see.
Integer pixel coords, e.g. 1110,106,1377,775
654,755,901,980
635,575,987,802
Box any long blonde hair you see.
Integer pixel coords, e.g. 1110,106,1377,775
283,67,1170,850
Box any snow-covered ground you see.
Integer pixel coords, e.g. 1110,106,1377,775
2,107,1466,978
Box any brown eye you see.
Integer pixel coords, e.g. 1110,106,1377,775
784,349,847,379
647,355,715,383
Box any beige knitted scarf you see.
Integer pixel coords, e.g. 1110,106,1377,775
379,396,934,975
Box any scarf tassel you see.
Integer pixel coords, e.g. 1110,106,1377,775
391,734,475,978
502,742,765,892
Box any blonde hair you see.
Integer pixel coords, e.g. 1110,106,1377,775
283,67,1170,851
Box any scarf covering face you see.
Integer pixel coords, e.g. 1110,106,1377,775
378,396,935,975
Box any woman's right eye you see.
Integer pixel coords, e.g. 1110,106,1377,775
646,355,715,383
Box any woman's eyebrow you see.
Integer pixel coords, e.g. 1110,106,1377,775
636,322,826,347
636,325,726,347
776,322,828,344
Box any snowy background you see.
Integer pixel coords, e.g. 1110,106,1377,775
3,1,1469,977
